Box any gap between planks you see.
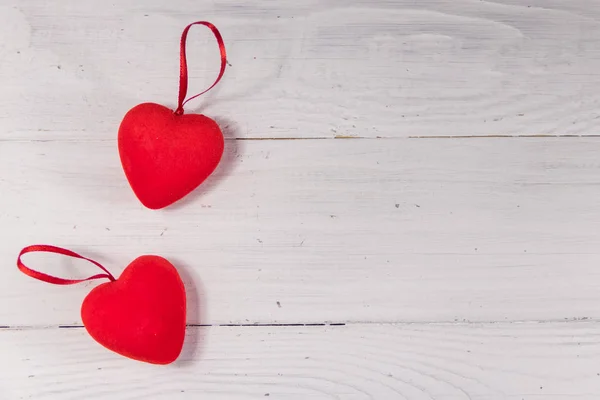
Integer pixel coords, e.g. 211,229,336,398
2,134,600,143
2,317,598,331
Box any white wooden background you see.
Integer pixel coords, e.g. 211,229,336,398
1,0,600,398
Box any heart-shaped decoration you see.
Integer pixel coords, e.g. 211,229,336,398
81,255,186,364
118,102,224,209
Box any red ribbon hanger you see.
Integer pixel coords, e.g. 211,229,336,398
17,245,116,285
175,21,227,115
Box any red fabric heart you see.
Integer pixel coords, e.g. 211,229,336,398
118,102,224,209
81,255,186,365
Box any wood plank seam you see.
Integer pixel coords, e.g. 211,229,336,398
3,135,600,143
1,318,597,331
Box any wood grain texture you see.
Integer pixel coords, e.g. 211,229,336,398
2,138,600,325
1,322,599,399
2,1,600,397
2,0,600,140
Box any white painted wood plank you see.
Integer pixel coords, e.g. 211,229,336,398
2,0,600,140
1,322,599,399
2,138,600,325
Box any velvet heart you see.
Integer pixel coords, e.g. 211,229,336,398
118,102,224,209
81,255,186,365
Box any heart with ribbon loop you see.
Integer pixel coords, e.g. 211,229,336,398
17,245,187,365
119,21,228,209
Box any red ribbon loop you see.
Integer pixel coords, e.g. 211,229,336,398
17,245,116,285
175,21,227,115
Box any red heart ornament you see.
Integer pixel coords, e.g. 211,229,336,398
17,246,188,365
118,21,228,209
81,255,187,365
118,102,224,209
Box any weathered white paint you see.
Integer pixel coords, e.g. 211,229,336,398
1,322,599,399
2,0,599,398
2,0,600,140
1,138,600,326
